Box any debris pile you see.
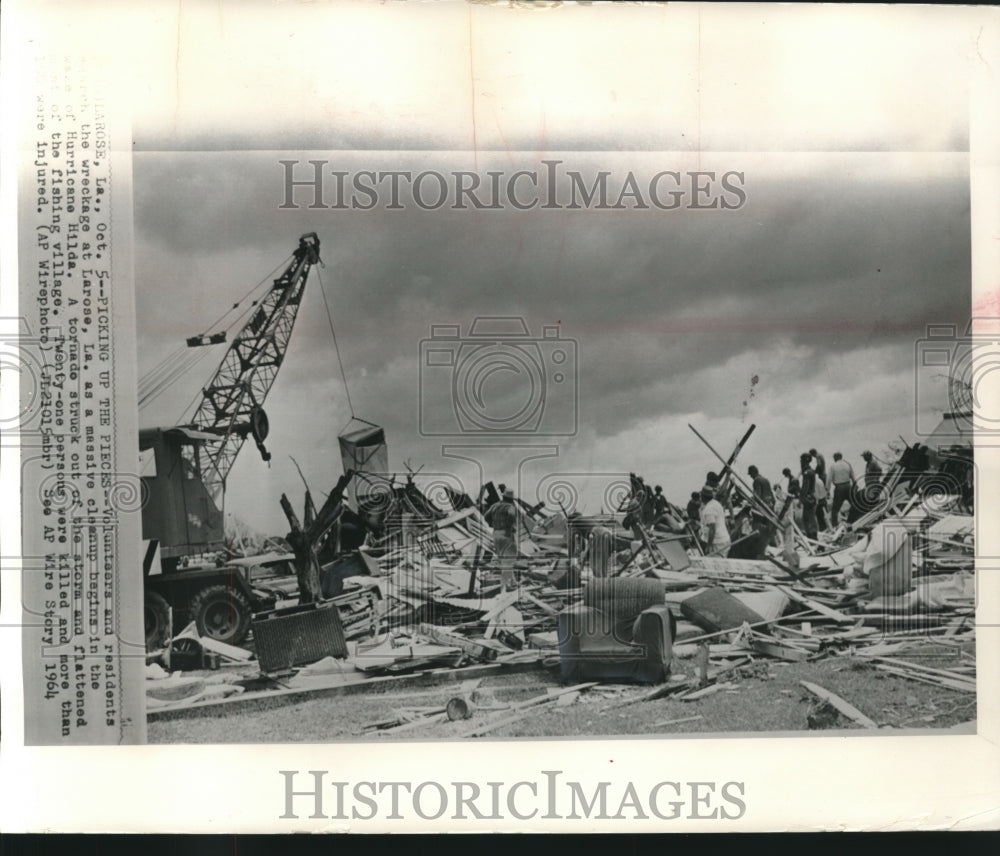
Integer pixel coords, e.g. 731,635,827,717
144,426,976,736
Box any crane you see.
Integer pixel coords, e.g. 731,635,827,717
187,231,322,507
140,233,325,647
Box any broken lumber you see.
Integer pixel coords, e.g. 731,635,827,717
417,624,507,662
651,715,704,728
677,682,732,701
622,656,752,705
745,636,812,662
799,681,877,728
870,664,975,693
774,585,854,623
680,609,813,645
457,682,598,737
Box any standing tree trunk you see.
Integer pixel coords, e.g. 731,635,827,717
280,493,324,604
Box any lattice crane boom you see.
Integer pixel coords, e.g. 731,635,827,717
188,232,322,507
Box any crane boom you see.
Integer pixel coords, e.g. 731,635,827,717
188,232,322,507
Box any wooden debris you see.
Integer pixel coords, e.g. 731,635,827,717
417,624,507,662
745,636,812,662
799,681,878,728
677,683,731,701
860,656,976,693
457,682,598,738
651,715,704,728
774,585,854,623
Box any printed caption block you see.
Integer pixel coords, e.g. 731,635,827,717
16,52,144,744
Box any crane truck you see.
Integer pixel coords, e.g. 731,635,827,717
140,233,322,648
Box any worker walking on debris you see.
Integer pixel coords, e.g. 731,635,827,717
748,465,774,508
798,453,819,540
687,491,702,524
698,487,732,557
814,475,829,531
810,448,827,485
652,485,669,522
862,450,883,488
485,488,520,591
747,465,777,553
828,452,854,527
782,467,799,500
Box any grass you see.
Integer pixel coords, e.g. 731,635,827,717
147,641,975,743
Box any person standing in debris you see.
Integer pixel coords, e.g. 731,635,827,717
484,488,519,591
798,453,819,540
652,485,669,522
703,471,721,498
782,467,800,499
810,448,827,486
699,487,732,557
640,481,656,528
686,491,702,524
748,465,774,508
747,465,775,559
814,475,829,531
862,451,883,488
828,452,855,527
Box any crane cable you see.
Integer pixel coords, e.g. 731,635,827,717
137,253,293,412
316,266,356,421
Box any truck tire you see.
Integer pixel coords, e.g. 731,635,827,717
144,591,172,650
189,584,252,646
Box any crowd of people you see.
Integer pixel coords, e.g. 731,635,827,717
479,442,940,580
676,445,934,559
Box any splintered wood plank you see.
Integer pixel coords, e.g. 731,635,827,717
774,585,854,622
800,681,878,728
747,637,812,661
456,682,599,737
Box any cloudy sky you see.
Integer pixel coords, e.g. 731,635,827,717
124,2,974,534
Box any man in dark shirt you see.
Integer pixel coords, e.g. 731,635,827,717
745,465,775,558
782,467,800,499
652,485,669,522
798,453,818,540
862,451,883,487
809,448,827,485
748,465,774,507
686,491,701,522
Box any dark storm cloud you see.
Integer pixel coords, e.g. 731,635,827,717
134,151,970,446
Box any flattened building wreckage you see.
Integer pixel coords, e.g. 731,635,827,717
139,234,977,737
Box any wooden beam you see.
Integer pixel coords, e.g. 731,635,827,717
800,680,878,728
457,682,598,737
417,624,507,662
774,585,854,623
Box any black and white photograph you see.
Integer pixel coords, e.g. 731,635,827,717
2,0,999,833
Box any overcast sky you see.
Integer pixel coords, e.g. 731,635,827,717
124,2,974,534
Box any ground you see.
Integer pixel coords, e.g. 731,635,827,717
147,641,975,743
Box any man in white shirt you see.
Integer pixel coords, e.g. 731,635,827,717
828,452,855,526
699,487,732,557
